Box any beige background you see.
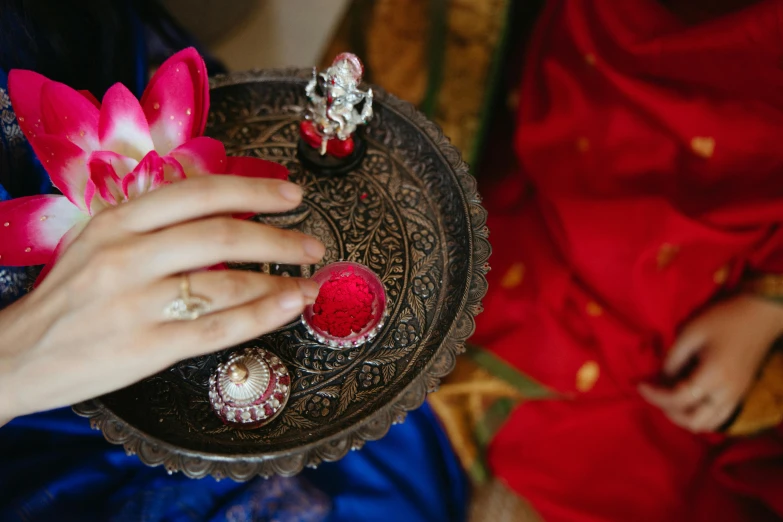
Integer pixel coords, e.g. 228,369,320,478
163,0,350,70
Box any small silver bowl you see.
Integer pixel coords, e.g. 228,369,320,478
301,261,388,349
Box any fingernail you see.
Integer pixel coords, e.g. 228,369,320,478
278,291,304,311
298,279,320,301
303,237,325,260
278,182,303,202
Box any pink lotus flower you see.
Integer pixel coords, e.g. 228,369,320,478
0,48,286,283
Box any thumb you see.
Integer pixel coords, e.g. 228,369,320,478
664,324,706,377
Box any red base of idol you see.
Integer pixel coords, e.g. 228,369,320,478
299,120,355,158
301,261,387,349
208,348,291,430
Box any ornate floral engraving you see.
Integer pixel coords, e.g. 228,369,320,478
73,69,490,480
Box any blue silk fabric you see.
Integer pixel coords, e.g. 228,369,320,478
0,40,467,522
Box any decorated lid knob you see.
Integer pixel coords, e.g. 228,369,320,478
227,362,249,384
208,348,290,429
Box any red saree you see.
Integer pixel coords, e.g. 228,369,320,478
473,0,783,520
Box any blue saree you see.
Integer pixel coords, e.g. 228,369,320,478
0,11,467,522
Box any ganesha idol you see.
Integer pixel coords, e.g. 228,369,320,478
297,53,373,174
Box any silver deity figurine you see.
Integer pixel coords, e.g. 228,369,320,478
300,53,373,158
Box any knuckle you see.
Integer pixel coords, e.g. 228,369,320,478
269,229,305,258
675,416,693,431
220,271,254,302
80,245,127,291
94,245,127,271
186,177,221,206
108,300,140,332
278,276,301,293
197,314,230,344
253,177,280,198
81,211,115,243
209,218,241,247
253,302,273,327
252,295,289,327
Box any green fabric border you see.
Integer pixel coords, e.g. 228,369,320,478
466,344,553,399
469,0,513,171
420,0,448,119
463,344,553,484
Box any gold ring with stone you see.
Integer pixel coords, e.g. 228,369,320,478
163,273,212,321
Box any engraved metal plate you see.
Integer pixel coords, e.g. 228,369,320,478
72,69,490,481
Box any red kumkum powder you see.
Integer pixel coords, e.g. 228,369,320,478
311,271,376,338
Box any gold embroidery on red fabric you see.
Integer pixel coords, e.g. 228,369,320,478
586,301,603,317
501,262,525,289
656,243,680,270
576,361,600,392
691,136,715,158
713,265,729,285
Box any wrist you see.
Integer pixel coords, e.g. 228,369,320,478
741,274,783,336
0,302,31,423
0,351,22,424
740,294,783,339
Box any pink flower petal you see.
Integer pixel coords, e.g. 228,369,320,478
84,178,99,215
141,48,208,155
7,70,47,140
79,90,101,109
162,156,186,182
88,162,121,206
89,151,139,177
34,219,89,286
40,81,100,152
224,156,289,180
221,155,288,220
169,137,227,176
99,83,155,161
0,195,87,265
32,135,91,211
88,151,139,206
122,151,166,199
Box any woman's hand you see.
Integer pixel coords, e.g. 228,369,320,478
0,175,324,423
639,295,783,433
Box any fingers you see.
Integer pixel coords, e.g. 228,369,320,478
139,270,319,322
707,402,738,431
662,407,694,430
638,378,705,413
639,383,706,432
660,399,736,433
640,367,738,433
119,217,325,283
639,361,713,421
689,402,718,432
663,325,706,377
151,287,313,363
114,176,303,233
689,401,734,433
